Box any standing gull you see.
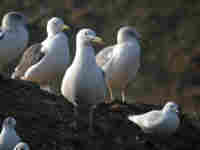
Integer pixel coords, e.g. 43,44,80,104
0,12,29,73
96,26,141,103
0,117,21,150
61,28,107,133
12,17,70,93
128,102,180,136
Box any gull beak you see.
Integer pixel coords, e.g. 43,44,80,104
62,24,71,31
91,36,106,45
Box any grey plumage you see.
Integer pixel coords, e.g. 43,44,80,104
96,46,113,67
0,12,29,71
12,43,44,79
61,28,107,134
12,17,70,92
96,26,141,103
128,102,180,136
61,28,107,106
0,117,21,150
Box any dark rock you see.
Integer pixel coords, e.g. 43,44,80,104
0,77,199,150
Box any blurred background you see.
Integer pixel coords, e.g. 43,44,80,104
0,0,199,113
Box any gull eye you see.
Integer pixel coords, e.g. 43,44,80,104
85,32,88,35
52,21,58,26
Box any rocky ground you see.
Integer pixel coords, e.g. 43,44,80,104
0,76,199,150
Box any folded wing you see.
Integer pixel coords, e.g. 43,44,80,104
12,43,45,79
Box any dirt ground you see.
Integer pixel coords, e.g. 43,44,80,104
0,75,199,150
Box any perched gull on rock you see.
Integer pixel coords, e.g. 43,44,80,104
14,142,30,150
96,26,141,103
128,102,180,136
0,117,21,150
12,17,70,93
0,12,29,72
61,28,107,133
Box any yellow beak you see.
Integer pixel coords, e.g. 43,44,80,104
62,24,71,31
91,36,106,45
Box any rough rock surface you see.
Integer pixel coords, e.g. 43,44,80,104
0,75,199,150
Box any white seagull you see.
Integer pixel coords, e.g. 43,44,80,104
128,102,180,136
0,117,21,150
12,17,71,92
96,26,141,103
0,12,29,72
61,28,107,133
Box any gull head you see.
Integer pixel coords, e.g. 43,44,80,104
77,28,105,46
117,26,141,43
2,117,16,128
14,142,30,150
47,17,70,36
162,101,179,114
2,12,28,29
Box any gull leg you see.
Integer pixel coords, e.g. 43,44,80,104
105,80,114,103
121,84,129,104
71,106,78,130
121,81,133,104
89,105,97,135
109,85,114,101
121,89,126,104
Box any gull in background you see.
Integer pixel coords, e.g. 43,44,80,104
96,26,141,103
0,12,29,73
0,117,21,150
12,17,71,93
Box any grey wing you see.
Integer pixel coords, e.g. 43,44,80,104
11,43,45,79
137,111,164,130
98,65,109,98
0,28,5,40
145,111,163,125
96,45,114,67
99,66,106,79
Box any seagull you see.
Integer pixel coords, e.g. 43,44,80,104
96,26,141,103
0,117,21,150
128,102,180,136
14,142,30,150
61,28,107,134
0,12,29,73
12,17,71,93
